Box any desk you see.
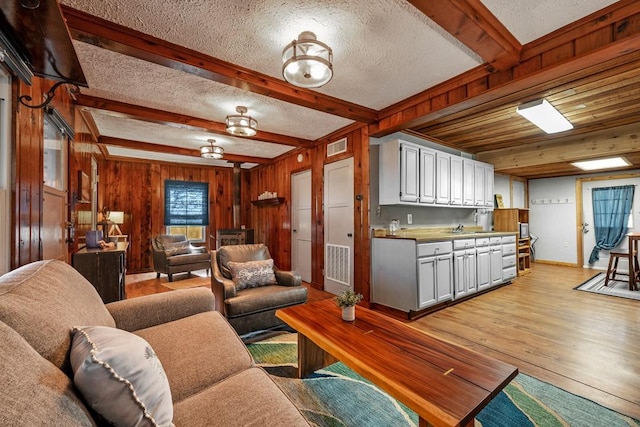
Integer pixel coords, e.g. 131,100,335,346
277,299,518,427
628,232,640,291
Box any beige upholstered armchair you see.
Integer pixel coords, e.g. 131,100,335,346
211,243,308,335
152,234,210,282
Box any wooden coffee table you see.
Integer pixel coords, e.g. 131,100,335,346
276,299,518,427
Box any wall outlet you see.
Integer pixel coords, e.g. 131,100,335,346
407,213,412,225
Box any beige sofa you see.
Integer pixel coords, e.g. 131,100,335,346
0,260,309,426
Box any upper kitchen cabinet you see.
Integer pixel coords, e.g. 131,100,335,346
379,139,494,209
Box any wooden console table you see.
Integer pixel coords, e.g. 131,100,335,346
277,299,518,427
72,242,128,303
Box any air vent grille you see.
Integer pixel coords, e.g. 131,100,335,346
325,243,350,286
327,138,347,157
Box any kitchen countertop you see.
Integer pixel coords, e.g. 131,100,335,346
372,227,518,243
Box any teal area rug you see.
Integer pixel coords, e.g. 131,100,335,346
574,272,640,301
247,334,640,427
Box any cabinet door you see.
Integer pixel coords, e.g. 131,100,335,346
400,143,420,202
435,152,450,205
466,249,477,295
477,247,491,291
490,245,503,286
462,159,475,206
418,256,437,309
454,250,476,298
474,161,485,207
419,147,436,204
484,163,494,208
450,156,463,206
436,253,453,302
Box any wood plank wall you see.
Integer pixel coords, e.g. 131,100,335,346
96,160,238,272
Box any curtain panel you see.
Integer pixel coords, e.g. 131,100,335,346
588,185,635,264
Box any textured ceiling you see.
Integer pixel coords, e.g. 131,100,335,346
58,0,626,168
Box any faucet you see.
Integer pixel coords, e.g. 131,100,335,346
453,224,464,233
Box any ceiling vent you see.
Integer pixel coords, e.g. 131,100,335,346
327,138,347,158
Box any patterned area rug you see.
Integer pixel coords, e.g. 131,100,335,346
247,334,640,427
574,273,640,301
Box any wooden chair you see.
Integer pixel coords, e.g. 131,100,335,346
604,249,639,287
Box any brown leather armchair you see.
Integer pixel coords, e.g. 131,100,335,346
211,244,307,335
152,234,210,282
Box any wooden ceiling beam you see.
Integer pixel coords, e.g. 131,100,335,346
407,0,521,71
61,6,377,124
372,1,640,137
76,94,309,147
98,136,271,164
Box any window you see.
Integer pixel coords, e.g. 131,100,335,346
164,180,209,242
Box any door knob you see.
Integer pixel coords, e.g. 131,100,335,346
293,229,297,233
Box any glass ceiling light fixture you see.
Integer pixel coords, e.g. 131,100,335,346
225,106,257,137
282,31,333,88
200,139,224,159
516,98,573,134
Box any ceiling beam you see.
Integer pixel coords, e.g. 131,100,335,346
407,0,521,70
76,94,310,147
61,5,378,124
476,123,640,172
372,0,640,136
98,136,271,164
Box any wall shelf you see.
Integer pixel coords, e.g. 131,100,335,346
251,197,284,206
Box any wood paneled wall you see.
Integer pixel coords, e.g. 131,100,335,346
96,160,240,272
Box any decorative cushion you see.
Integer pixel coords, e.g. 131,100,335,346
164,241,191,257
70,326,174,427
228,259,277,290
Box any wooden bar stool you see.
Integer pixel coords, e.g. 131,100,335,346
605,250,639,287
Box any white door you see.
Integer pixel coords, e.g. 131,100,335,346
324,157,354,295
291,170,312,282
42,186,68,261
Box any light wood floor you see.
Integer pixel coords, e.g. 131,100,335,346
125,264,640,420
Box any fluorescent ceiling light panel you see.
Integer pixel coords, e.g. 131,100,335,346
571,157,631,171
516,99,573,134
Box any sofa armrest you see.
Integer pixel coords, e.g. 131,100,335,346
275,269,302,287
106,287,215,332
190,244,206,254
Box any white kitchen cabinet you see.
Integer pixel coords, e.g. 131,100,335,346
378,139,494,209
417,246,453,308
474,160,485,207
435,152,450,205
419,147,436,204
450,155,463,206
490,237,503,286
501,235,517,281
371,238,452,312
462,158,475,207
453,239,476,299
476,238,491,291
379,139,420,205
484,163,495,208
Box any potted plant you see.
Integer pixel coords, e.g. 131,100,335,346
335,289,363,321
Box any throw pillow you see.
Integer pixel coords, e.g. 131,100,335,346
228,259,277,290
163,241,190,257
70,326,174,427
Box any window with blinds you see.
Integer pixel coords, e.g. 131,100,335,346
164,180,209,226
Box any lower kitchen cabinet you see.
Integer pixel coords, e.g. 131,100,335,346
72,242,128,303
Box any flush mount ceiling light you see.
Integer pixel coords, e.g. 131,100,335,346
225,106,257,137
200,139,224,159
571,157,631,171
516,98,573,134
282,31,333,88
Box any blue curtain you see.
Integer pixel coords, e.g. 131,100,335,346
588,185,635,264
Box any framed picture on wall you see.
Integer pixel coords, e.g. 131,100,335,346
79,171,90,202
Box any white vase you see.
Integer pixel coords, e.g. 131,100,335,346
342,305,355,321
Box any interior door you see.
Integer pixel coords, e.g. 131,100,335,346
291,169,312,282
323,157,354,295
42,185,68,261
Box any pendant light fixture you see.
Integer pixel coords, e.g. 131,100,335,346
282,31,333,88
225,106,257,137
200,139,224,159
